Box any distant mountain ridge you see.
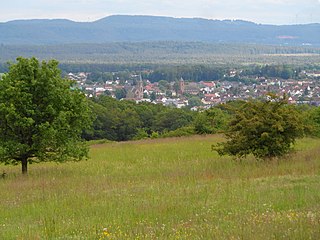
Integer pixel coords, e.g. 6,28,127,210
1,15,320,45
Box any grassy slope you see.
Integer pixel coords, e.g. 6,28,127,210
0,135,320,239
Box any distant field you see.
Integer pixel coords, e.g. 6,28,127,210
1,135,320,239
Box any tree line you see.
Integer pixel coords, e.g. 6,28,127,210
55,63,320,84
84,94,320,143
240,65,301,79
2,60,320,84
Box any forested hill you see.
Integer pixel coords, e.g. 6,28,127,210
1,15,320,45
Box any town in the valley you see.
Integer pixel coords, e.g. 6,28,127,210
68,69,320,110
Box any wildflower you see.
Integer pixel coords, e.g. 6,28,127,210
103,228,110,236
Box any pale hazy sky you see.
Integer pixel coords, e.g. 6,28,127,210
1,0,320,24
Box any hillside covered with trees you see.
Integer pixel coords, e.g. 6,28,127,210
1,15,320,45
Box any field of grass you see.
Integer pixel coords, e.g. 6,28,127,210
0,135,320,239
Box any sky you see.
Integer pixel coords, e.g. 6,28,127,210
1,0,320,25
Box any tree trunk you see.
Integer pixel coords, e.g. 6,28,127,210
21,157,28,174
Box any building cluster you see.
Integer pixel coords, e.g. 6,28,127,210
68,71,320,110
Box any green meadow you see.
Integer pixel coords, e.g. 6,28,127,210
0,135,320,239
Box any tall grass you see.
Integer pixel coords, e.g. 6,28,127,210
0,135,319,239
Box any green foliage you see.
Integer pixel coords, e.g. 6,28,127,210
187,96,202,109
86,96,196,141
194,113,214,134
116,108,142,141
158,80,170,91
133,129,149,140
241,64,299,79
307,106,320,137
86,96,141,141
115,88,127,100
150,131,159,139
161,126,195,138
83,100,118,140
85,93,320,145
214,97,305,160
153,108,194,133
194,107,231,134
87,71,113,83
149,92,157,101
88,95,198,140
0,57,91,173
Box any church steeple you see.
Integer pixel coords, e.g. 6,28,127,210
179,77,185,95
136,74,144,99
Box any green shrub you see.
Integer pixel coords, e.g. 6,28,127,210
161,126,195,138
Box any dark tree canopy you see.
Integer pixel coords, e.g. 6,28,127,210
0,57,91,174
214,97,304,160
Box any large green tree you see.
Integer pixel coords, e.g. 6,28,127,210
0,57,91,174
214,96,304,160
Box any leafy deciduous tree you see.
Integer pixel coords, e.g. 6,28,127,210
0,57,91,174
214,96,304,160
